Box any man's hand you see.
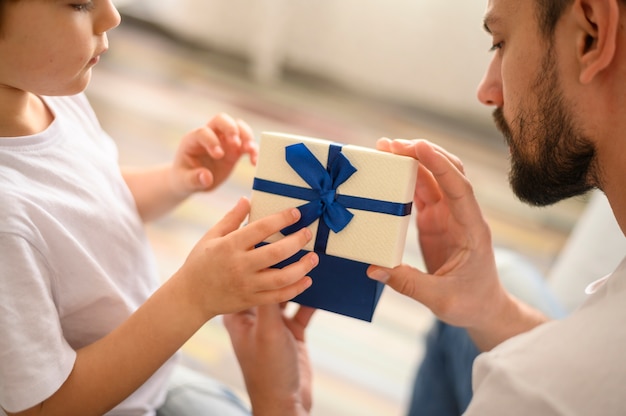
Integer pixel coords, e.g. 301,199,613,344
224,304,315,416
368,139,547,351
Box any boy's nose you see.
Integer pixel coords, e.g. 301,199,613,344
96,0,122,35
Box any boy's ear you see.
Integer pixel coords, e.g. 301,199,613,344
571,0,620,84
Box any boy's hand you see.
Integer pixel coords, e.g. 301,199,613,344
172,113,258,195
175,198,318,319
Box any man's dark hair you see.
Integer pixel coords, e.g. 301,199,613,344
0,1,4,31
0,0,11,34
536,0,626,37
535,0,574,37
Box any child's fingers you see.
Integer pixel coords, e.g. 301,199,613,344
236,118,254,144
237,119,259,165
192,126,223,159
205,197,251,238
246,227,314,271
235,207,303,248
208,112,241,146
255,252,318,292
183,167,214,192
256,274,314,306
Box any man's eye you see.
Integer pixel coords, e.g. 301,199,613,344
71,2,95,12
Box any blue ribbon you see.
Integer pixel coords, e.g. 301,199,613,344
281,143,356,234
253,142,412,253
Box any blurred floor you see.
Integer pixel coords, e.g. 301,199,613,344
87,19,587,416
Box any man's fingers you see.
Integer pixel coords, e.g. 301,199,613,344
223,307,258,333
289,306,316,340
414,141,483,228
256,303,284,331
367,264,431,302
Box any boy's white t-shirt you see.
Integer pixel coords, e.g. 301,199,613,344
0,94,175,414
465,256,626,415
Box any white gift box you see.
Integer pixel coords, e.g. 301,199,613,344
249,132,418,268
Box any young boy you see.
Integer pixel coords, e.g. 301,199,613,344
0,1,318,414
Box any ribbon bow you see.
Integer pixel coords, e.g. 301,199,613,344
281,143,357,235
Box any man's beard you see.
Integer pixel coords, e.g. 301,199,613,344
492,51,597,207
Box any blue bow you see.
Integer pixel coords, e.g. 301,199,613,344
281,143,357,235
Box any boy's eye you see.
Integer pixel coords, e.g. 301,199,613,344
489,41,504,53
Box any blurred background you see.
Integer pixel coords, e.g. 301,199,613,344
88,1,589,414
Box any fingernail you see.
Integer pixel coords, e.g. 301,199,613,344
198,172,208,187
237,196,249,207
213,145,225,158
303,227,312,240
309,253,319,266
291,208,301,220
368,269,390,283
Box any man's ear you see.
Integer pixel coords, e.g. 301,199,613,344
571,0,620,84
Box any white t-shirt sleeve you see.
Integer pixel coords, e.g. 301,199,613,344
465,258,626,416
0,233,75,412
465,350,563,416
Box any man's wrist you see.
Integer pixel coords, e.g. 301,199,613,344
468,290,549,351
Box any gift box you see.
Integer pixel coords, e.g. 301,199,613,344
249,132,418,321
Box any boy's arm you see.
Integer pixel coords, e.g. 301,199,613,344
122,164,187,222
5,200,317,416
123,113,257,222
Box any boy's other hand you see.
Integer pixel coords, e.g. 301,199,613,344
172,113,259,195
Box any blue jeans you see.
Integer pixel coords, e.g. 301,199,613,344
407,321,477,415
407,249,567,416
157,365,250,416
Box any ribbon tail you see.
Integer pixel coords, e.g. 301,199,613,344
323,203,354,233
